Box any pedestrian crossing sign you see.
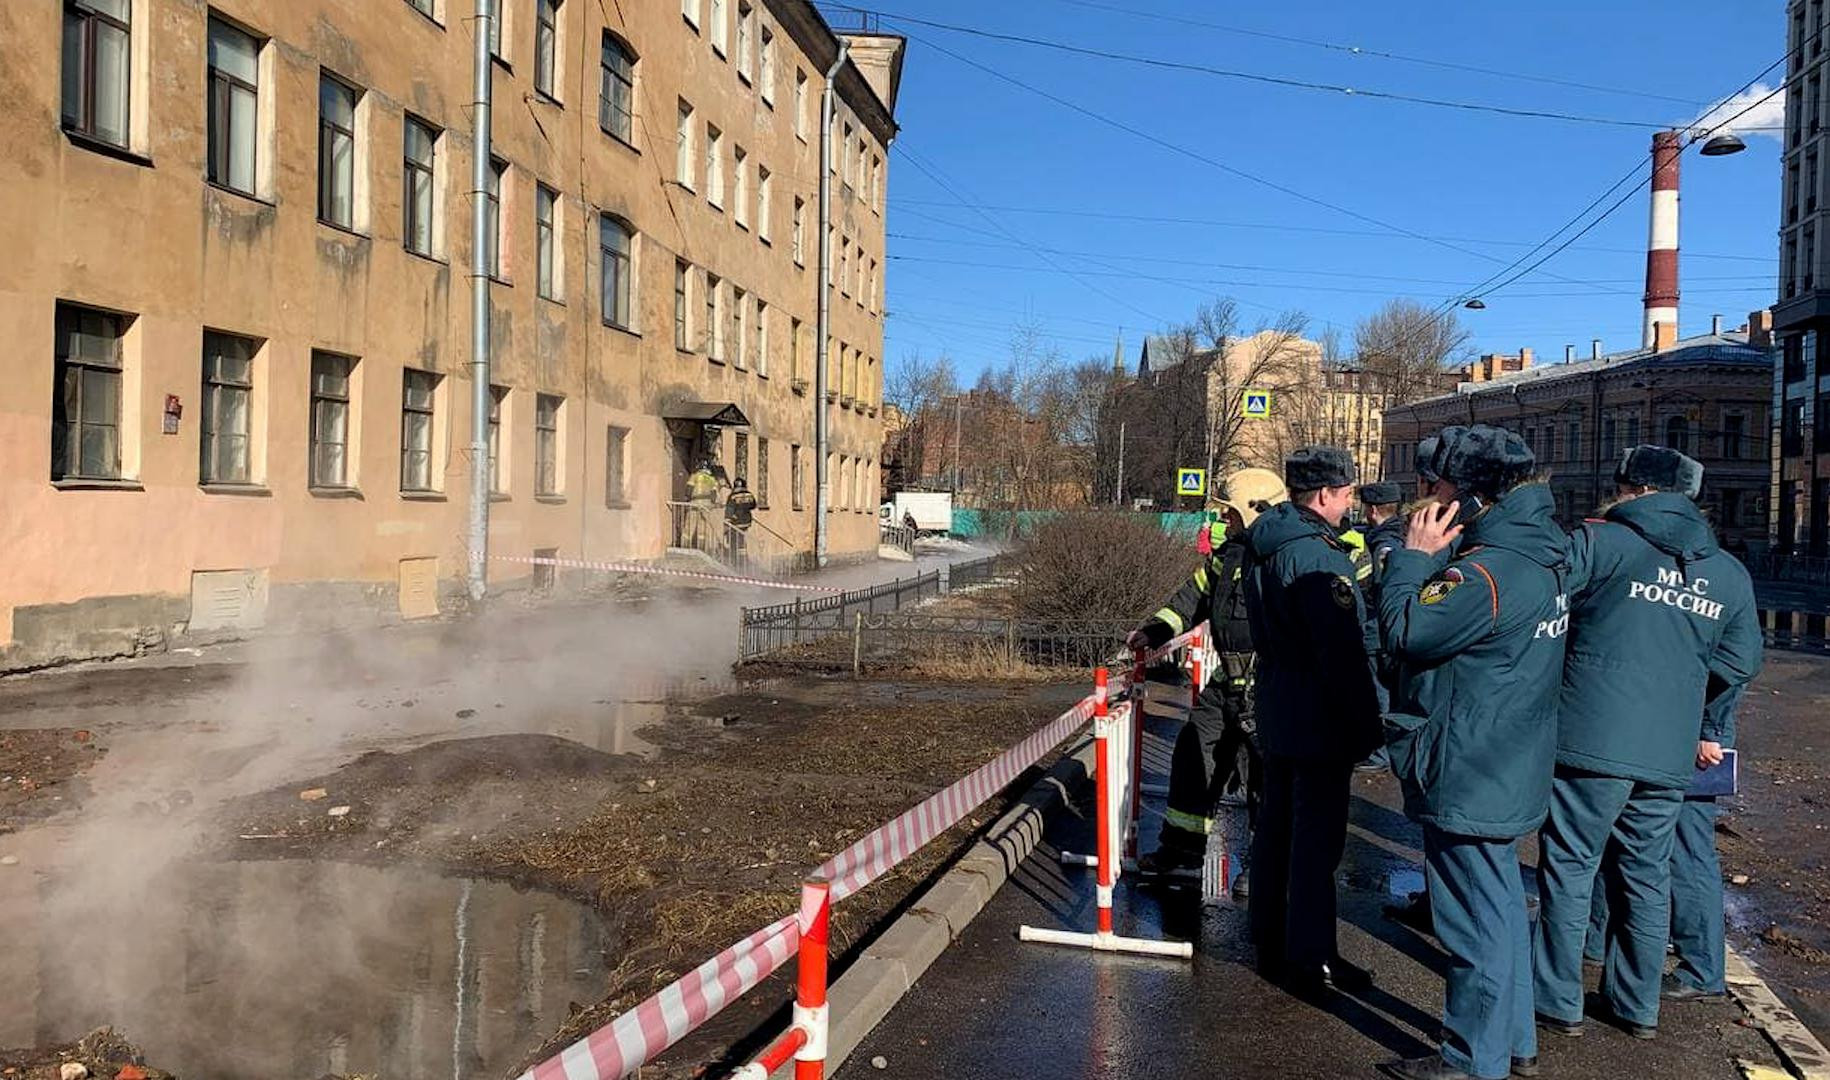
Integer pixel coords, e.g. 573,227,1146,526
1241,389,1272,418
1177,468,1207,497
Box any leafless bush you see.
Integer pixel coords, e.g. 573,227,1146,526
1010,512,1200,626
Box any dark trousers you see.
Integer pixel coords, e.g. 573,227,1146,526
1161,682,1258,846
1533,767,1683,1029
1250,753,1352,973
1425,827,1536,1079
1586,796,1726,994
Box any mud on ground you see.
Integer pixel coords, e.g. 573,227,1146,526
1717,650,1830,1040
0,728,106,833
0,1028,175,1080
216,675,1085,1078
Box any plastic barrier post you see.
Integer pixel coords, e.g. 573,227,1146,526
730,879,829,1080
1022,668,1192,959
1188,626,1204,711
1126,648,1146,858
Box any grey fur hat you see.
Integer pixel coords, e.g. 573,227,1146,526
1615,444,1703,499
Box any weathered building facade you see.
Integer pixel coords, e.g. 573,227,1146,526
1380,317,1776,552
0,0,902,667
1773,0,1830,554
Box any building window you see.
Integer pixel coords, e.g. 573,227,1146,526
709,0,726,55
1600,415,1616,461
736,2,753,81
403,116,438,256
790,316,803,381
735,431,749,485
1786,334,1807,383
706,124,724,208
1624,413,1640,447
600,33,635,143
310,351,354,489
841,122,854,192
201,330,257,485
408,0,436,18
1786,236,1801,299
1806,224,1817,291
676,100,695,188
1808,331,1820,384
535,393,562,496
758,167,772,243
734,146,750,228
730,287,748,369
318,74,358,228
400,369,440,492
674,259,691,349
485,156,506,279
1664,415,1691,456
705,272,721,358
1790,162,1801,224
1784,398,1806,455
1724,413,1745,460
206,16,260,195
759,26,776,104
756,299,769,377
682,0,699,29
791,197,805,265
51,302,127,481
794,69,808,140
485,0,502,58
536,184,559,300
1566,419,1581,465
487,384,507,493
1721,488,1741,529
534,0,559,99
62,0,132,149
599,214,633,330
757,438,770,508
791,443,804,509
606,424,629,506
1818,393,1830,444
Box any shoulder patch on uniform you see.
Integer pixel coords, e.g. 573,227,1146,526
1419,566,1464,605
1331,574,1356,610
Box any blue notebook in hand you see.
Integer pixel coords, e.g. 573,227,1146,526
1687,749,1738,798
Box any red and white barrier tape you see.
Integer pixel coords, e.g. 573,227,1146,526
491,554,843,593
515,688,1103,1080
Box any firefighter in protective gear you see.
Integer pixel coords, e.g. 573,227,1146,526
1242,447,1382,997
1532,445,1762,1041
1129,467,1288,874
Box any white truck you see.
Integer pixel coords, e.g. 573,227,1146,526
879,491,953,536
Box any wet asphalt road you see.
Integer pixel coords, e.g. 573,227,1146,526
840,687,1782,1080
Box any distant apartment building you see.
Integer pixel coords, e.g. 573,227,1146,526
1773,0,1830,553
0,1,903,667
1380,315,1776,552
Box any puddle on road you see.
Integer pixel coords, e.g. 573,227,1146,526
0,859,608,1080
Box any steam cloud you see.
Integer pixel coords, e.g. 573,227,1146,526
1688,82,1786,142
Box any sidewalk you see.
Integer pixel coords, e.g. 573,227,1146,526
839,685,1790,1079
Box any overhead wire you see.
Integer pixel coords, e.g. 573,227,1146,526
831,4,1682,129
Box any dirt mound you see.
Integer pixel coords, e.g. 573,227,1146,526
0,1028,174,1080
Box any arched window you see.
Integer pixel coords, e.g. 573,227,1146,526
600,32,636,143
599,214,634,330
1664,415,1691,455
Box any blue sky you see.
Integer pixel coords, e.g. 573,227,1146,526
860,1,1786,379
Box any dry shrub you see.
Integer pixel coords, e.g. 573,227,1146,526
1010,511,1200,625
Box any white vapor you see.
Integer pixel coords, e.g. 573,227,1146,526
1687,83,1787,142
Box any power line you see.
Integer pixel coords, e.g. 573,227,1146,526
886,230,1775,287
891,200,1776,263
1044,0,1710,108
835,4,1680,129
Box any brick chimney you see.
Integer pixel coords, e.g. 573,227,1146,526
1747,309,1774,348
1518,347,1534,371
1653,320,1678,352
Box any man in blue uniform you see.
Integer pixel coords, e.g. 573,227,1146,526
1242,447,1382,996
1129,467,1289,872
1377,426,1569,1080
1356,480,1407,772
1533,445,1762,1040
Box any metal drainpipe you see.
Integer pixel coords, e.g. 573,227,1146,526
814,39,849,568
465,0,494,602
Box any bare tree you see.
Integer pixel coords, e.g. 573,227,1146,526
1201,306,1320,478
1354,299,1472,405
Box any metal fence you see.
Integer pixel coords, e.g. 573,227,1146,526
739,555,1005,663
1763,608,1830,653
1746,554,1830,587
744,611,1132,674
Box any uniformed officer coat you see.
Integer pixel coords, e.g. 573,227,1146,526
1558,492,1763,789
1241,502,1382,763
1380,484,1570,840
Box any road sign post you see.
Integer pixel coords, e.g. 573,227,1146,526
1175,468,1207,499
1241,389,1272,419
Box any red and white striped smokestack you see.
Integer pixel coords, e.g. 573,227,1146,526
1642,129,1681,348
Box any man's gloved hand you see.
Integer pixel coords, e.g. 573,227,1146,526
1127,619,1175,654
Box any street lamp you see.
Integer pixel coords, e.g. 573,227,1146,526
1463,298,1487,310
1699,133,1748,157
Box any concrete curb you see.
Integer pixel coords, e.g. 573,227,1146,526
767,733,1096,1078
1725,945,1830,1080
